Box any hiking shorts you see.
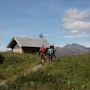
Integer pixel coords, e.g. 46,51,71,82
41,53,46,59
47,53,53,61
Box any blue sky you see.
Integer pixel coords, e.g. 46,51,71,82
0,0,90,51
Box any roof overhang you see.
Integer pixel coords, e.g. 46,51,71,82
7,37,21,48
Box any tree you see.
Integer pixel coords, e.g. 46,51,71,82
39,33,44,38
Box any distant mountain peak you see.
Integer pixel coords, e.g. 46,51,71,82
56,43,90,57
72,43,79,45
64,43,86,48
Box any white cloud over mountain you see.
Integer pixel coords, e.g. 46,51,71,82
63,33,87,39
62,9,90,34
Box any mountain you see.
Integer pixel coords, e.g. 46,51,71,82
55,43,90,57
88,48,90,51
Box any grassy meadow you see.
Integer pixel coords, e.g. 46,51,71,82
0,52,90,90
0,52,41,81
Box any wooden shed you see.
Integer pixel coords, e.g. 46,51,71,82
7,36,50,53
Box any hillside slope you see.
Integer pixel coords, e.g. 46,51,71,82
0,52,41,81
0,53,90,90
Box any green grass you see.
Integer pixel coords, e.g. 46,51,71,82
0,53,90,90
0,52,41,80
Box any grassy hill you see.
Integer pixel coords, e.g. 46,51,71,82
0,53,90,90
0,52,41,81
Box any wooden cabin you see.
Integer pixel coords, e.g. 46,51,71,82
7,36,50,53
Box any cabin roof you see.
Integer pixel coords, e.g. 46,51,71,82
7,36,50,48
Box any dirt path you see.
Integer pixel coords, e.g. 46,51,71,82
23,64,42,76
0,64,42,86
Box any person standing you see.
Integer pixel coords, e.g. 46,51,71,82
47,46,53,63
40,45,46,65
52,45,56,59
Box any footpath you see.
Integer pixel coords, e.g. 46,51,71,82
0,64,42,86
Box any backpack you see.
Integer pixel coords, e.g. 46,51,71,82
47,48,53,54
41,48,46,53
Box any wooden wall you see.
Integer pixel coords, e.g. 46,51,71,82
12,44,40,54
12,44,23,53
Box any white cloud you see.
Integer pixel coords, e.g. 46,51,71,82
62,21,90,30
62,9,89,22
63,33,86,39
62,8,90,34
69,30,81,34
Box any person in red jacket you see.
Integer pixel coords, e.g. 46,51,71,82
40,45,46,65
